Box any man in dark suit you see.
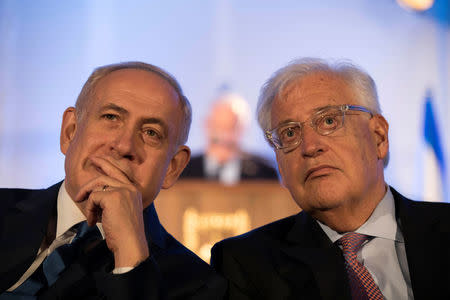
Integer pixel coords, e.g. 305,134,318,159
181,153,277,182
211,58,450,299
180,93,277,184
0,62,225,299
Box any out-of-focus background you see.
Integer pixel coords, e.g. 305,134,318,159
1,0,448,201
1,0,448,261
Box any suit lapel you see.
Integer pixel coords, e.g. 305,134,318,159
393,188,449,299
143,203,166,250
278,212,351,300
0,182,61,293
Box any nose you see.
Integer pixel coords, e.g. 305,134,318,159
109,127,142,162
299,124,327,158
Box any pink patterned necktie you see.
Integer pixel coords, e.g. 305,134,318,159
337,232,384,300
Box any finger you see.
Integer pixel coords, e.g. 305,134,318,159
74,175,125,203
84,189,110,226
90,156,135,184
85,190,101,225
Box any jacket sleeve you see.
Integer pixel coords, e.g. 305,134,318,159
97,254,228,300
96,256,166,300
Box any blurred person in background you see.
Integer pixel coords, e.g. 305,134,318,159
180,93,278,185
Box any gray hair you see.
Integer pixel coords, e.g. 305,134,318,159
257,57,388,166
75,61,192,145
257,57,381,130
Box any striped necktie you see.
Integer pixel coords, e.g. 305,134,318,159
337,232,384,300
2,221,101,299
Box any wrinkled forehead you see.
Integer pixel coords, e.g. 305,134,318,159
280,72,354,100
270,72,358,127
93,69,179,102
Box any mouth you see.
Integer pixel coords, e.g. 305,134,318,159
304,165,338,182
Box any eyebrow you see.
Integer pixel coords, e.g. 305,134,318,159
101,103,129,115
314,105,338,114
272,105,338,129
141,117,167,129
275,118,296,126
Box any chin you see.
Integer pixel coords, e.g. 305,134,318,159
297,183,348,210
308,176,344,192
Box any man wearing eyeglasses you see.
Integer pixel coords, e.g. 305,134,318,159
211,58,450,299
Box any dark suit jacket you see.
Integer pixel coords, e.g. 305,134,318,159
0,182,226,299
180,154,278,180
211,188,450,300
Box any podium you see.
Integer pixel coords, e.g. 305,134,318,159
154,180,300,262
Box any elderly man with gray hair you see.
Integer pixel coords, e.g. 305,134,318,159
211,58,450,299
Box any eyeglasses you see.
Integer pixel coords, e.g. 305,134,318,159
265,104,373,152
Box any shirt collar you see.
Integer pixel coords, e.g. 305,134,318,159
318,186,403,243
56,181,105,238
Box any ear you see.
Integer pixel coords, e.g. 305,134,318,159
60,107,78,155
162,145,191,189
370,114,389,161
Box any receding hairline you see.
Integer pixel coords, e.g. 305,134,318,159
277,70,359,103
91,68,182,105
76,65,182,111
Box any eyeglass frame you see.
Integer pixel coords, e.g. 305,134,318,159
265,104,374,151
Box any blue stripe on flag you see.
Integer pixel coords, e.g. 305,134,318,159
423,92,445,175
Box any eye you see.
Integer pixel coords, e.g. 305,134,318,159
278,125,300,143
145,129,158,137
102,113,118,121
142,128,162,146
285,128,296,137
324,117,335,125
316,113,342,132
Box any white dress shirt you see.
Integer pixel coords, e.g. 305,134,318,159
8,182,131,292
318,187,414,300
204,155,241,185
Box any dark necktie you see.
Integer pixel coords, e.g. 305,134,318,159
337,232,384,300
2,221,101,299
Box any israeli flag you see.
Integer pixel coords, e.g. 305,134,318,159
423,91,447,202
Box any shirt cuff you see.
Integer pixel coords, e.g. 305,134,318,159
112,266,134,274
